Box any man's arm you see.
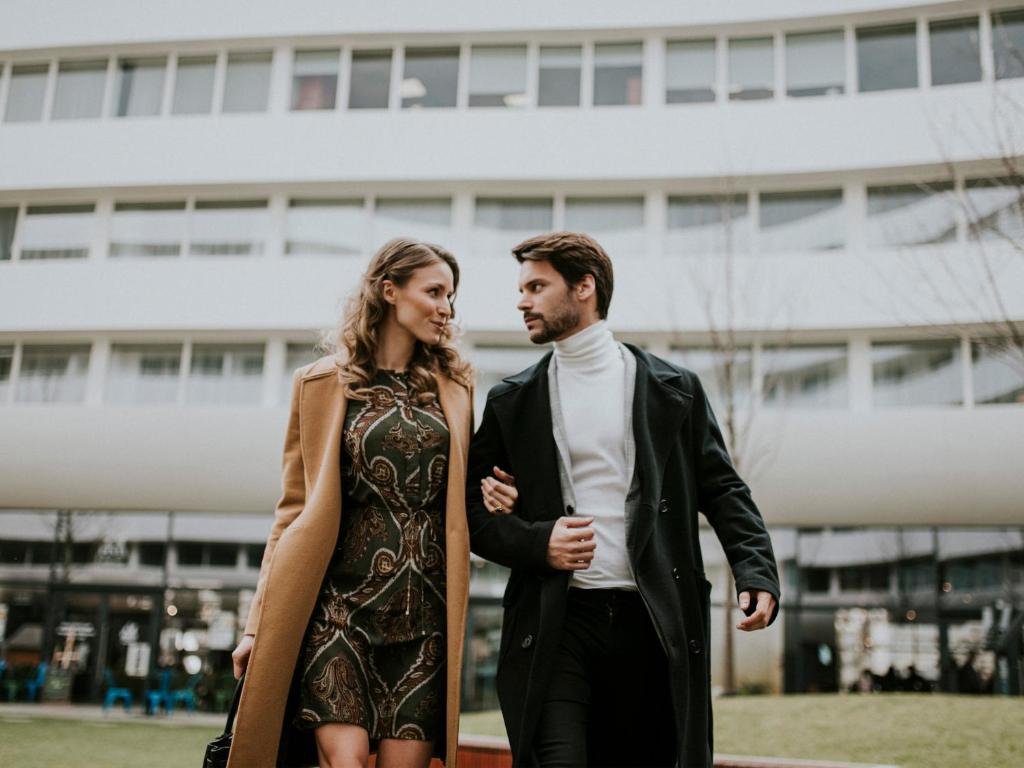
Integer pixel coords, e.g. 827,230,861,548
690,374,781,625
466,393,559,572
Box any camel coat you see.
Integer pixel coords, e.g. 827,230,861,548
227,355,472,768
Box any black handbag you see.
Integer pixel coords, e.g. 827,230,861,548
203,673,245,768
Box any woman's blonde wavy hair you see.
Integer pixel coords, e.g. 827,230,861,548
321,237,472,404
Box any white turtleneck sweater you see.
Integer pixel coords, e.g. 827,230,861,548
552,320,636,590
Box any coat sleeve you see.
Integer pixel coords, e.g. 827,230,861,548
690,374,781,624
244,369,306,635
466,392,558,573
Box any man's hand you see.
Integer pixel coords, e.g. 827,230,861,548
481,466,518,514
231,633,255,679
546,516,596,570
736,591,776,631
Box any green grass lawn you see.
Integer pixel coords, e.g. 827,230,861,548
1,695,1021,768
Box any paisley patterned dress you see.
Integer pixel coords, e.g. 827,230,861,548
295,370,449,742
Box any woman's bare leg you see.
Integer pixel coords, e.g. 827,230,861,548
314,723,371,768
377,738,434,768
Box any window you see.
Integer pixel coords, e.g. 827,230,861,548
246,544,265,568
971,341,1024,404
349,50,391,109
594,43,643,106
866,183,957,247
190,200,269,256
473,197,553,255
728,37,773,100
872,340,963,407
804,567,831,593
291,49,339,111
762,345,849,409
538,46,581,106
899,559,934,593
667,195,750,254
19,204,94,260
286,198,366,256
138,542,167,567
373,198,452,245
16,345,91,403
52,59,107,120
0,345,12,401
930,17,981,85
469,46,527,108
0,207,15,260
176,541,204,567
208,543,238,568
281,343,320,403
4,63,48,122
665,39,716,103
172,55,216,115
222,52,272,113
667,347,754,415
964,177,1024,242
105,344,182,405
402,48,459,108
992,9,1024,80
114,57,166,117
0,540,30,565
857,23,918,92
109,201,186,257
759,190,844,251
839,564,890,592
565,197,645,255
786,30,845,97
187,344,264,405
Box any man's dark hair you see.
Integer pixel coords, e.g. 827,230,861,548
511,231,614,319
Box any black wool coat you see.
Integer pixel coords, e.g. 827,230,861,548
466,345,781,768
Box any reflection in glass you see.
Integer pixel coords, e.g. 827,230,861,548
872,341,962,406
291,49,339,111
109,202,186,258
866,183,957,247
538,46,581,107
190,200,269,256
115,57,166,117
728,37,773,100
172,56,216,115
593,43,643,106
971,342,1024,404
666,347,754,415
762,345,849,409
106,344,182,404
402,48,459,108
0,345,12,401
349,50,391,109
286,199,367,256
857,23,918,92
473,198,553,255
374,198,452,245
665,40,716,103
469,46,527,108
4,64,48,123
187,344,264,405
964,178,1024,242
0,207,16,261
759,190,844,252
223,52,272,113
565,197,645,255
992,9,1024,80
667,195,749,254
19,205,94,260
16,345,91,403
282,342,321,403
930,17,981,86
786,30,845,97
52,59,107,120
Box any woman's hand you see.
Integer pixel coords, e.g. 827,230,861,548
231,634,255,679
481,466,517,515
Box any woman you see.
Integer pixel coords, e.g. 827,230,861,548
227,238,474,768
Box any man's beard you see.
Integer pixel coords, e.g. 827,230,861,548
527,297,580,345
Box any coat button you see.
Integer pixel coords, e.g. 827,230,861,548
689,639,702,655
672,567,680,581
659,499,669,514
565,505,574,515
521,634,534,649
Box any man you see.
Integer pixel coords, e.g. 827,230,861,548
466,232,780,768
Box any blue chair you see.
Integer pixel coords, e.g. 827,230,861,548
102,668,134,712
23,662,47,702
145,669,172,715
168,673,201,713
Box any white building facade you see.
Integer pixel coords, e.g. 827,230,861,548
1,1,1022,706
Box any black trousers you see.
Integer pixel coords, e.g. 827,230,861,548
532,588,677,768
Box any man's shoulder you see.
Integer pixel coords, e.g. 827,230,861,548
485,351,553,401
622,343,700,397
